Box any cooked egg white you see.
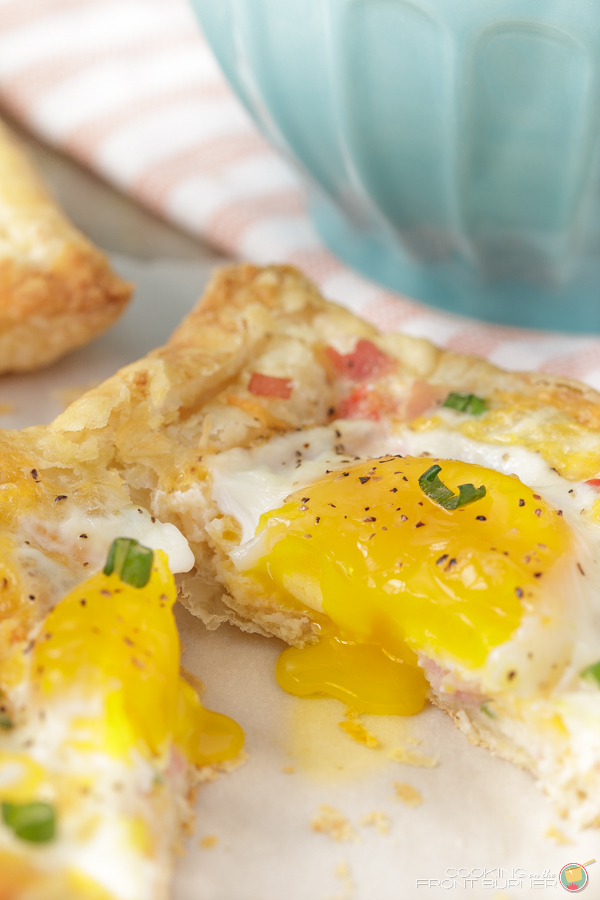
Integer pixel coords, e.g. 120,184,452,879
21,503,195,575
207,420,600,716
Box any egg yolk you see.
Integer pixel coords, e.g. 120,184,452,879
32,550,243,766
245,456,570,714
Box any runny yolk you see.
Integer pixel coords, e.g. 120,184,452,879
244,456,570,715
32,550,243,766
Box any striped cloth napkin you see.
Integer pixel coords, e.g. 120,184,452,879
1,0,600,385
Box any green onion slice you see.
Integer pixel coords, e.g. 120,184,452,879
0,713,13,730
103,538,153,588
443,392,488,416
419,464,486,510
582,661,600,685
2,801,55,843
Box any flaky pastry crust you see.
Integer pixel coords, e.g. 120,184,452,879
34,263,600,641
0,119,132,373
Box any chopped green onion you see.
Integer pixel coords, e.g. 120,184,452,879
0,713,13,730
480,702,496,719
582,661,600,685
443,392,488,416
103,538,153,588
419,464,486,511
2,802,55,843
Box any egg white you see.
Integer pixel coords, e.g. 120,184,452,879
21,503,194,575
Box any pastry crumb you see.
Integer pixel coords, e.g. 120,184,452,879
338,719,380,749
200,835,218,849
359,810,390,834
544,825,573,845
0,402,13,414
311,805,358,842
335,860,355,897
393,781,423,807
282,765,295,774
196,748,249,783
388,745,438,768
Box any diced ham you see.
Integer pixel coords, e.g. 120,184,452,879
337,385,383,421
586,478,600,488
404,380,448,422
248,373,292,399
325,339,395,382
419,655,486,707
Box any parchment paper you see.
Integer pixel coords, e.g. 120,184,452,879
2,257,596,900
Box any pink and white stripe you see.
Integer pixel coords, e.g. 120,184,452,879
2,0,600,387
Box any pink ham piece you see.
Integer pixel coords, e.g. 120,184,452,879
404,380,448,422
248,373,293,399
325,339,395,382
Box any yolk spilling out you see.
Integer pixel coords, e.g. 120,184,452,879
33,550,243,766
246,456,570,715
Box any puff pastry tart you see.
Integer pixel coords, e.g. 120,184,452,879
0,531,243,900
5,264,600,839
0,424,242,897
0,119,131,374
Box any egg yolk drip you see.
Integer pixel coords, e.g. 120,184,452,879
32,549,243,766
244,456,570,714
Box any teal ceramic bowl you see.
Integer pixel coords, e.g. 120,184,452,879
190,0,600,331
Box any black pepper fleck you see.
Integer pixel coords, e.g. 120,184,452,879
518,499,525,507
476,516,487,521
